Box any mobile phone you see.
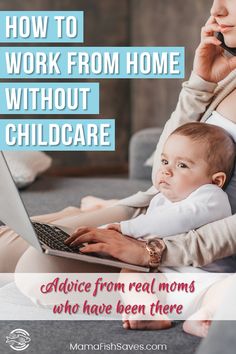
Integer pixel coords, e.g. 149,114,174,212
216,32,236,56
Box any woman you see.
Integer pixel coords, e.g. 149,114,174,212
1,0,236,327
65,0,236,269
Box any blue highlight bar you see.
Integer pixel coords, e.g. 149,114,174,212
0,83,99,115
0,119,115,151
0,12,84,43
0,47,185,79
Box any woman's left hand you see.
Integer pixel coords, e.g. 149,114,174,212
65,227,149,266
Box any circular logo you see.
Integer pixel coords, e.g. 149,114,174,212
6,329,31,351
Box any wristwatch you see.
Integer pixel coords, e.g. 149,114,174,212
145,239,166,269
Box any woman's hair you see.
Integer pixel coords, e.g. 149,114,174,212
171,122,236,187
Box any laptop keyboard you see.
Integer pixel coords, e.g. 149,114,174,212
33,222,82,253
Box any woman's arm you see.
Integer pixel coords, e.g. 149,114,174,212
65,227,150,266
162,214,236,267
51,205,137,232
66,214,236,268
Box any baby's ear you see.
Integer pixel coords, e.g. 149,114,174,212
212,172,227,188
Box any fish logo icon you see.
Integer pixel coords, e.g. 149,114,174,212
6,329,31,351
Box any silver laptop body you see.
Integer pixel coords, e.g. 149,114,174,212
0,151,149,272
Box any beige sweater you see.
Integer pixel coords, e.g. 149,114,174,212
118,70,236,267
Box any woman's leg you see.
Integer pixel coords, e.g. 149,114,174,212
14,205,136,304
15,246,119,306
0,226,29,273
183,275,235,337
16,205,135,274
16,246,118,273
49,205,135,232
0,206,82,273
0,204,134,274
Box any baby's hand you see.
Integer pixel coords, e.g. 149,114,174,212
106,223,121,233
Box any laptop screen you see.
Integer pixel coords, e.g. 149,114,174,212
0,151,42,251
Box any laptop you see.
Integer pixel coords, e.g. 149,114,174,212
0,151,149,272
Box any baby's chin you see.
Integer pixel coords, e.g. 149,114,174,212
158,185,184,202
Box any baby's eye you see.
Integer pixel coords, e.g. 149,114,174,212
177,162,188,168
161,159,168,165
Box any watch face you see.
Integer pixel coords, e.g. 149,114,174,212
146,239,166,268
149,240,165,251
146,239,165,261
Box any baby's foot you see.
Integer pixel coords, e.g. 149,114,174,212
183,320,211,338
122,319,172,330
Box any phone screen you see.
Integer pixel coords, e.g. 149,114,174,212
216,32,236,56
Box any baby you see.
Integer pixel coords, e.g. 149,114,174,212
109,122,235,334
108,122,235,240
65,121,235,334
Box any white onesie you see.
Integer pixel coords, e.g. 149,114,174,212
120,184,232,240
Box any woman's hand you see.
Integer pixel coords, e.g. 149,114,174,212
193,16,236,83
106,223,121,233
64,226,149,266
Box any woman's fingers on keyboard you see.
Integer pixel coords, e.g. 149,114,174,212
64,226,91,244
80,242,108,253
70,229,108,246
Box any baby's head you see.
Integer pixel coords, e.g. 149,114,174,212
155,122,235,202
